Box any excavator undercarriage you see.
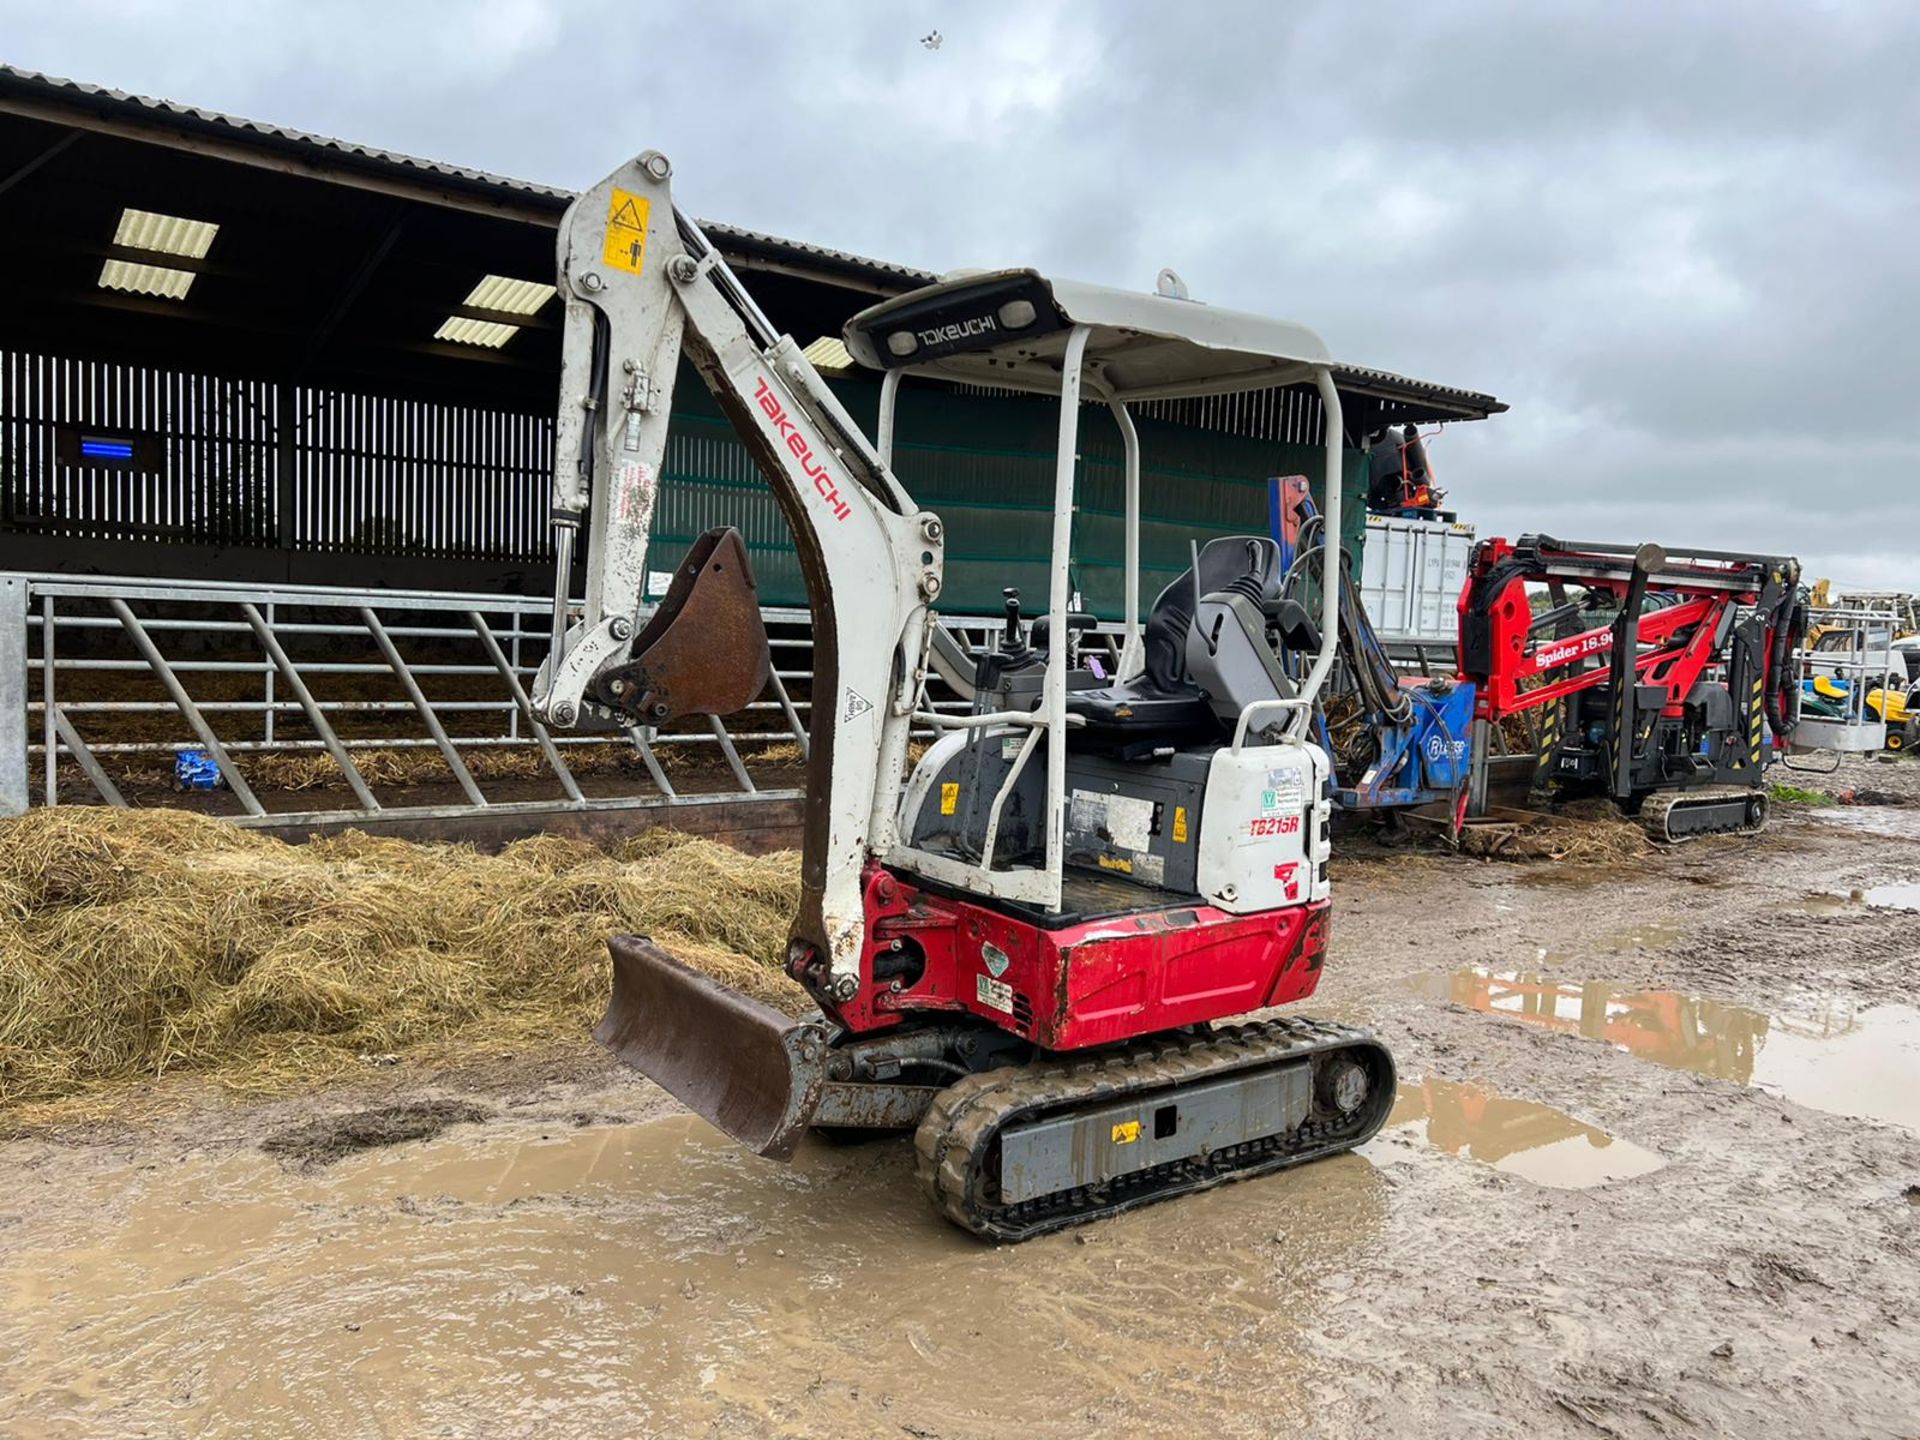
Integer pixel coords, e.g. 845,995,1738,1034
598,934,1396,1237
917,1020,1394,1240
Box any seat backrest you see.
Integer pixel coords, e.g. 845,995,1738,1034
1186,587,1295,730
1141,536,1285,693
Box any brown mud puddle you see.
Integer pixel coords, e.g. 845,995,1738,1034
1361,1076,1664,1189
0,1113,1391,1438
1415,967,1920,1131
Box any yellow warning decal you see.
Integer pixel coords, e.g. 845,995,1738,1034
940,782,959,816
1172,805,1189,843
1112,1120,1141,1145
603,188,651,275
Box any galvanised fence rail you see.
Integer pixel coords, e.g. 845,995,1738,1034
0,571,1129,829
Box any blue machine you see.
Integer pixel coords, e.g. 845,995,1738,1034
173,748,223,791
1321,673,1475,812
1270,477,1475,814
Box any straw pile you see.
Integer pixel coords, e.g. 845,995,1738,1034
1455,800,1651,862
247,747,552,790
0,808,805,1116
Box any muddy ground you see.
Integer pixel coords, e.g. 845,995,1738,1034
2,756,1917,1439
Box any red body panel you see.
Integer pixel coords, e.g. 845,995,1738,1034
818,864,1329,1050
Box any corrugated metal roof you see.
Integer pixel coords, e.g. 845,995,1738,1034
1327,363,1506,416
0,62,938,288
0,62,1501,417
463,274,554,317
112,206,218,258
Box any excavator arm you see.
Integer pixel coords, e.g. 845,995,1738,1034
531,151,944,992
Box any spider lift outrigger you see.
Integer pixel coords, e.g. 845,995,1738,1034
532,151,1494,1237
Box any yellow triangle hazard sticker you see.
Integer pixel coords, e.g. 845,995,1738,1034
603,188,651,275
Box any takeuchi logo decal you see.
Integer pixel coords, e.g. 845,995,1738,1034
919,315,996,346
754,377,850,521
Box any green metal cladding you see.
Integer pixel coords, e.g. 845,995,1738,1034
654,373,1364,620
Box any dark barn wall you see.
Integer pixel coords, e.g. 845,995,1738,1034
0,343,1362,620
663,372,1362,619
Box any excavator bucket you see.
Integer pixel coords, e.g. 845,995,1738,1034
594,936,827,1161
591,526,771,723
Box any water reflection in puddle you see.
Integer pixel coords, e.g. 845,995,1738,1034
1361,1077,1663,1189
1860,882,1920,911
1414,968,1920,1130
1797,883,1920,915
1810,807,1920,841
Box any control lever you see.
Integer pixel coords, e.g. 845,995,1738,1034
1000,587,1028,656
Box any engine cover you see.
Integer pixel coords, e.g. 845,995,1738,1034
1195,741,1330,913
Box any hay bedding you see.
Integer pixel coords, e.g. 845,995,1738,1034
60,738,809,797
0,807,805,1115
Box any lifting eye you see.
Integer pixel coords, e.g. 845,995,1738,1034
1153,1104,1178,1139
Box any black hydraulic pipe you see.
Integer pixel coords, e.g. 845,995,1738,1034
1607,543,1662,800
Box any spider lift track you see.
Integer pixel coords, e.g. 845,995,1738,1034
1637,784,1770,843
915,1018,1395,1241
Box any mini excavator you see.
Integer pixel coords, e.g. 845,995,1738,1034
532,151,1489,1237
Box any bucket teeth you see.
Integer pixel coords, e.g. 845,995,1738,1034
595,935,827,1160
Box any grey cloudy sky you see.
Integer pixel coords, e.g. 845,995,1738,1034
6,1,1915,590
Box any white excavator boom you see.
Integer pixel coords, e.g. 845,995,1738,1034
531,150,943,993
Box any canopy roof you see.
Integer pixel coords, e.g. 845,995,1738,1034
844,268,1504,421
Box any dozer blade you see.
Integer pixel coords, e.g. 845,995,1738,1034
595,935,827,1161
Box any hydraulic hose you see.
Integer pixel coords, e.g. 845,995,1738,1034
1764,585,1807,740
1280,521,1411,726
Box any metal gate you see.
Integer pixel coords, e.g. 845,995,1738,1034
0,572,823,829
0,571,1078,835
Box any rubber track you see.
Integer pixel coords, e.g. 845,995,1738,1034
914,1017,1394,1241
1638,784,1769,844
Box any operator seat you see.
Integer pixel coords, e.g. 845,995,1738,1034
1067,536,1318,757
1184,540,1314,732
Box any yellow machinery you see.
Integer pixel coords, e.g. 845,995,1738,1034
1806,675,1914,750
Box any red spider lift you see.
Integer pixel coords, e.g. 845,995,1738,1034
1455,536,1803,841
